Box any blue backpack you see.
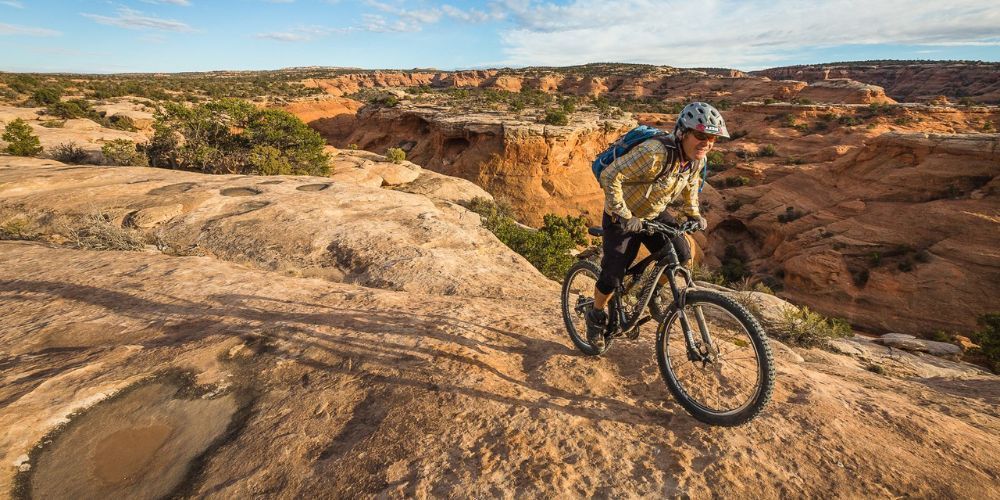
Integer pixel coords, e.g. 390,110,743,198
591,125,709,192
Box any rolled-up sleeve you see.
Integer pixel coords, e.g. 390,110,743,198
678,161,702,218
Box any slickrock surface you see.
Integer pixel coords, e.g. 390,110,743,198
753,62,1000,104
0,158,538,299
2,160,998,498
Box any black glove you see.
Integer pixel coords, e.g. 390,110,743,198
624,216,644,233
690,216,708,231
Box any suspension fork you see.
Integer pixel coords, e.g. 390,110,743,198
669,268,716,360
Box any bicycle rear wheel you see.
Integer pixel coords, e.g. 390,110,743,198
561,260,612,356
655,290,774,426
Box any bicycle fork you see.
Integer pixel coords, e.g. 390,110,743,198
670,270,717,363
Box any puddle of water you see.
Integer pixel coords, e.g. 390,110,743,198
23,381,237,500
92,424,173,485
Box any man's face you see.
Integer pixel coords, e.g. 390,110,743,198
681,129,717,161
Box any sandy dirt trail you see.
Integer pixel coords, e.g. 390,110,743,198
1,242,997,498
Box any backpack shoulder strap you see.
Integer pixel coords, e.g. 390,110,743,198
650,134,680,182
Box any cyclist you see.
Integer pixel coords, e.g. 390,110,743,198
586,101,730,348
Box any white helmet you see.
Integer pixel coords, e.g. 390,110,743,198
675,102,730,139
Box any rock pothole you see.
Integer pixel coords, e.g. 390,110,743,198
15,376,240,500
296,183,331,192
220,187,261,197
257,180,284,185
147,183,197,196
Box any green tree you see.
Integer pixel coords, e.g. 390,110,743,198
146,99,329,176
2,118,43,156
32,86,63,106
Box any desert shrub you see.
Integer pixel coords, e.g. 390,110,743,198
50,142,90,164
39,119,65,128
760,144,777,157
106,114,137,132
146,99,329,176
46,99,97,119
6,74,40,94
70,212,145,251
851,268,869,287
706,150,726,168
0,217,35,241
720,244,749,283
777,206,805,223
763,98,776,105
559,97,576,114
102,139,148,166
970,313,1000,372
465,197,587,280
958,97,976,106
782,114,797,128
385,147,406,164
2,118,43,156
983,121,996,132
31,86,63,106
722,176,751,188
347,143,359,150
544,108,569,126
838,116,860,126
771,306,851,347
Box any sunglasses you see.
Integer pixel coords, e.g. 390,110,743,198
690,130,717,142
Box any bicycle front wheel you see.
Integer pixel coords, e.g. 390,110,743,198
655,290,774,426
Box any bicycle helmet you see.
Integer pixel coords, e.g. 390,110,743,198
675,101,730,139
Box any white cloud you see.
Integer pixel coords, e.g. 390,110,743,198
355,1,502,32
81,7,195,32
141,0,192,6
0,1,24,8
496,0,1000,69
256,25,353,41
0,22,60,36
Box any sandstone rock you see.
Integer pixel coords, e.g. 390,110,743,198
752,62,1000,104
872,333,963,358
0,160,554,300
1,159,998,499
329,104,634,225
368,160,420,185
126,204,184,228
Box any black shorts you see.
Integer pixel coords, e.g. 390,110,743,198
596,211,692,295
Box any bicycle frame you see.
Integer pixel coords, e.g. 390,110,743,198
607,238,717,361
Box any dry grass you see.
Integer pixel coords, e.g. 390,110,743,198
69,212,146,251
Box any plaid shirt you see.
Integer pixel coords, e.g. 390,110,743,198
599,138,702,221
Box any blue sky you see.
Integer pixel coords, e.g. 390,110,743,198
1,0,998,73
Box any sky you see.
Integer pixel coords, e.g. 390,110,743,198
1,0,998,73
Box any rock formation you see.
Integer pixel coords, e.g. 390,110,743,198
752,61,1000,104
704,131,999,335
329,105,635,225
1,156,997,497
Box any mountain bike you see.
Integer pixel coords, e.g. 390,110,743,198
560,219,774,426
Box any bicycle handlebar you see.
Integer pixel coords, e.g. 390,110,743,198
642,219,701,238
